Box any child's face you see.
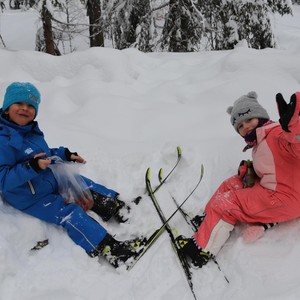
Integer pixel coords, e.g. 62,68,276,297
5,102,36,126
237,118,259,137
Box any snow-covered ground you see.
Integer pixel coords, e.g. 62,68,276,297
1,4,300,300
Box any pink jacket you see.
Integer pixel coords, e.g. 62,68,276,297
253,92,300,201
194,93,300,254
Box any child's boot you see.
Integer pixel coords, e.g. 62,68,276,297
190,214,205,228
90,191,129,222
93,234,143,268
176,235,212,268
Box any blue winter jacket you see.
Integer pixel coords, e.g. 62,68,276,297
0,113,71,210
0,112,120,252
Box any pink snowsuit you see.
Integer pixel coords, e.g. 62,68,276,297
194,92,300,256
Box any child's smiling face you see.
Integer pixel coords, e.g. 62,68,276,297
237,118,259,137
5,102,36,126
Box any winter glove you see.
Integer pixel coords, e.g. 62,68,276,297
28,156,42,172
65,148,86,163
238,160,256,188
28,153,51,172
65,148,78,162
276,93,297,132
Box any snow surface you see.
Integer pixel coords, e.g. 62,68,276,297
1,5,300,300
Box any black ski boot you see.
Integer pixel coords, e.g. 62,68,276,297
190,214,205,228
176,235,212,268
114,196,143,222
93,234,143,268
113,197,131,223
90,191,130,223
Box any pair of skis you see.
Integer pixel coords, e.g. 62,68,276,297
130,147,204,300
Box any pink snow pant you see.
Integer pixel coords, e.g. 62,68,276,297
193,175,297,256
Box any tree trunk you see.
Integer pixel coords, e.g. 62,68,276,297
41,2,60,55
87,0,104,47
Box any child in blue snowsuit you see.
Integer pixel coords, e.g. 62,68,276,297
0,82,140,268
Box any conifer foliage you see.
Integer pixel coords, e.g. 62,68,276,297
31,0,293,54
106,0,293,51
161,0,204,52
106,0,152,51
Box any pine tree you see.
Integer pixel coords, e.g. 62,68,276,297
107,0,152,51
198,0,293,50
161,0,204,52
132,1,153,52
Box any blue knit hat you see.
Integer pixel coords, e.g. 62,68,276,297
2,82,41,116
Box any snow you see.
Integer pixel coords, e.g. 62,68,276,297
0,5,300,300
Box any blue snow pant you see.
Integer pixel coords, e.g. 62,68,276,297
23,193,107,253
6,176,116,253
82,176,117,199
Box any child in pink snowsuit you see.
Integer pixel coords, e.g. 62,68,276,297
178,91,300,267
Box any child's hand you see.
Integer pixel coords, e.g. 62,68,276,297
29,152,51,172
34,153,51,170
276,93,297,132
65,148,86,164
70,153,86,164
238,160,248,178
238,160,256,188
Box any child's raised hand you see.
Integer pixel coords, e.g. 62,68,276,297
276,93,297,132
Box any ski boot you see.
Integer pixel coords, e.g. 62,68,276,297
190,214,205,228
176,235,212,268
93,234,144,268
90,191,130,223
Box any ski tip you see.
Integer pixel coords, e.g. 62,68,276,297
146,167,151,180
158,168,163,181
176,146,182,157
200,164,204,176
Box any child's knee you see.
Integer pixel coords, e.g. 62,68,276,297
209,194,239,224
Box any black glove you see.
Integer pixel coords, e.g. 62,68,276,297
28,157,42,172
276,93,297,132
65,148,78,162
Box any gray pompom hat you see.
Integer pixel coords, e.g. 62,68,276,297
227,91,270,132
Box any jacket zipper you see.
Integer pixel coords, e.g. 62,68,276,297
28,180,36,195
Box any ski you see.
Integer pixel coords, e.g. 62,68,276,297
170,194,199,232
146,167,197,300
130,165,204,300
153,146,182,193
130,164,204,265
158,167,200,232
129,166,204,267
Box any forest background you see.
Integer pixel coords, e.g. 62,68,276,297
1,0,300,55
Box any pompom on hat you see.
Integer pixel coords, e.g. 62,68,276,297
2,82,41,117
227,91,270,132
